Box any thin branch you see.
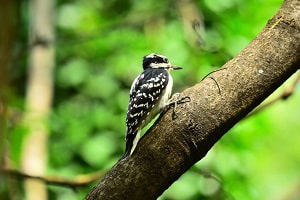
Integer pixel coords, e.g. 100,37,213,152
247,71,300,118
0,168,104,188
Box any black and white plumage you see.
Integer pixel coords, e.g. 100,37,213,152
124,53,182,157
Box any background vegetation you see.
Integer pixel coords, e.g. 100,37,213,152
1,0,300,199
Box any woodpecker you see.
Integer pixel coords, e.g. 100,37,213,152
124,53,182,157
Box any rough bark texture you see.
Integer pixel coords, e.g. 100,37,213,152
86,0,300,199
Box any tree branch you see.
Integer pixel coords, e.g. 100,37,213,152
0,168,104,188
247,71,300,118
86,0,300,199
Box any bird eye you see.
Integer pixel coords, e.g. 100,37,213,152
163,58,168,63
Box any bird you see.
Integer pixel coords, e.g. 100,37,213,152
124,53,182,157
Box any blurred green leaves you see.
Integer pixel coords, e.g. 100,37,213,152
7,0,299,199
80,132,117,168
82,74,119,99
57,59,90,87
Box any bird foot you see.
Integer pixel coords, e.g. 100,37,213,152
168,93,191,119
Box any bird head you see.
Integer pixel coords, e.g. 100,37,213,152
142,53,182,71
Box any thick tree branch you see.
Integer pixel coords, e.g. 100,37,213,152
86,0,300,199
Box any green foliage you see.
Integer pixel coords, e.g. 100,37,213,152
6,0,300,199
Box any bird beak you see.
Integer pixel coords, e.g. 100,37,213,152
169,65,182,70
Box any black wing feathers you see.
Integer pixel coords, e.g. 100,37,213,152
126,68,169,138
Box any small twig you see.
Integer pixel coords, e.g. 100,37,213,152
247,72,300,118
0,168,104,188
208,77,221,95
201,68,227,81
202,68,227,95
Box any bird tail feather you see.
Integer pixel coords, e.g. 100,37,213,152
122,130,140,158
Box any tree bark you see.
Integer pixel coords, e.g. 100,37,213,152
86,0,300,199
21,0,55,199
0,0,18,164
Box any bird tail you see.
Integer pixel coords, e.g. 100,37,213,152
123,130,141,158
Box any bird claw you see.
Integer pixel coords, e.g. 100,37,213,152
168,93,191,119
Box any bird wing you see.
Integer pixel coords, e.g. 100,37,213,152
124,68,169,155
